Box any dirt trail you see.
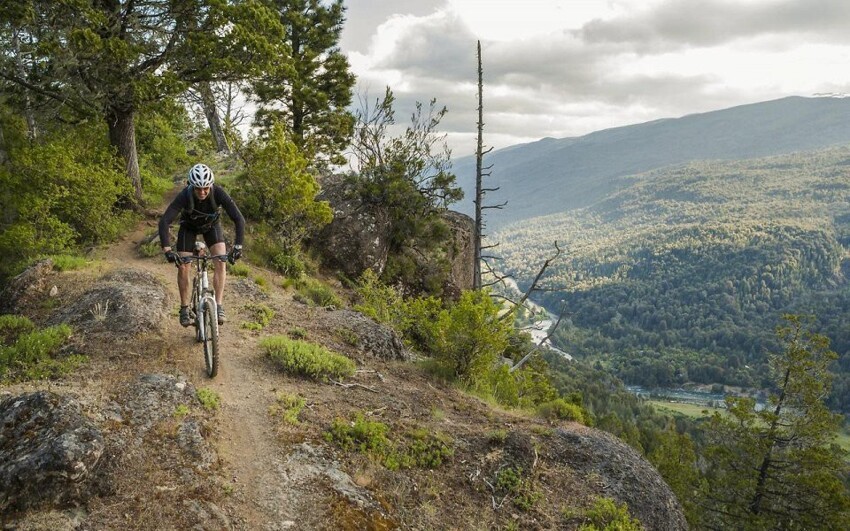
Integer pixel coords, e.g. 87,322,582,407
100,216,299,529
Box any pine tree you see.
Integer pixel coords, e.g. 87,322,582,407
252,0,355,167
702,314,850,530
0,0,281,206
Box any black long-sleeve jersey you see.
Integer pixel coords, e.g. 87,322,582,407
158,185,245,247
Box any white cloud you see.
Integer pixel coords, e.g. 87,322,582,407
341,0,850,159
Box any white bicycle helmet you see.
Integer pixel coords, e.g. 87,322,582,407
188,163,214,187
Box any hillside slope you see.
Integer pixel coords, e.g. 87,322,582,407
494,145,850,410
0,215,686,529
454,96,850,228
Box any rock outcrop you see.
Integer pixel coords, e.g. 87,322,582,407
316,309,411,361
48,269,168,336
314,174,391,279
313,175,475,296
553,427,688,531
0,392,105,512
0,259,56,315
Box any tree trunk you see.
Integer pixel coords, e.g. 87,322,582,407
199,82,229,153
106,106,144,207
749,367,790,515
12,31,37,141
473,40,484,290
0,121,8,165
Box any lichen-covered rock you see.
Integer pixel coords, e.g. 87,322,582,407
317,309,410,361
441,210,475,298
47,269,168,336
0,392,105,512
313,174,391,279
0,259,55,315
553,427,688,531
115,374,196,433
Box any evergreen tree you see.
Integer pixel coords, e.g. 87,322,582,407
0,0,281,206
252,0,355,166
701,315,850,530
350,87,463,294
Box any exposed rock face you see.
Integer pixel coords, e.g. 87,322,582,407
441,210,475,297
553,427,688,531
48,269,168,336
0,392,105,512
317,309,411,361
0,259,55,315
314,174,391,279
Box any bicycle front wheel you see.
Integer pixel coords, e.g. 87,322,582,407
202,300,219,378
192,279,202,342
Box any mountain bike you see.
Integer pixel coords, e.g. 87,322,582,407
181,242,229,378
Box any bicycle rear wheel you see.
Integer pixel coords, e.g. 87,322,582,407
202,300,219,378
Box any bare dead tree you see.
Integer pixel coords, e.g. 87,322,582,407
474,40,508,290
183,81,249,151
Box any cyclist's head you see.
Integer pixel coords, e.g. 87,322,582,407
188,163,214,188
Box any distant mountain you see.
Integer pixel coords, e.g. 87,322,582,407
453,96,850,228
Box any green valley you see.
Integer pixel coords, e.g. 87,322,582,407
495,145,850,413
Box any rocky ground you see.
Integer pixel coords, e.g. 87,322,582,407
0,216,687,530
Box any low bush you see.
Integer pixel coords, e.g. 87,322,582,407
261,336,355,380
269,392,306,425
228,262,251,277
0,315,81,381
293,277,342,308
47,254,89,271
577,497,643,530
242,303,275,331
325,413,391,454
537,398,586,424
196,388,221,411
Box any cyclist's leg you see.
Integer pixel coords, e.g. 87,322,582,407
205,224,227,306
175,225,197,306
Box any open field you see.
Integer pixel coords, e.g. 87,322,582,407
647,400,724,418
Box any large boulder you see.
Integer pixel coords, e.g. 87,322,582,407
553,427,688,531
441,210,475,297
0,259,56,315
316,309,411,361
0,392,105,512
48,269,168,336
314,174,391,279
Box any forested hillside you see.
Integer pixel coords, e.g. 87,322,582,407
454,96,850,228
495,145,850,412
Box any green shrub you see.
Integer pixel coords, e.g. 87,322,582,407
47,254,89,271
232,125,332,251
0,315,80,380
196,387,221,411
537,398,586,424
325,413,391,454
228,262,251,277
270,252,306,279
138,240,162,258
578,497,643,531
261,336,355,380
399,429,454,469
269,392,306,424
293,277,342,308
495,466,542,512
174,404,190,417
430,290,512,385
241,303,275,331
487,429,508,444
0,122,134,279
354,268,409,329
288,327,308,339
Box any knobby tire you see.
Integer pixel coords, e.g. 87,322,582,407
203,300,219,378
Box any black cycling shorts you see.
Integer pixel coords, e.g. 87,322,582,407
175,222,225,252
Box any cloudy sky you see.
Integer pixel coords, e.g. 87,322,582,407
339,0,850,160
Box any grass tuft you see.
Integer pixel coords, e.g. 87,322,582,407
196,387,221,411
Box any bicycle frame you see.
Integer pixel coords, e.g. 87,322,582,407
181,242,228,377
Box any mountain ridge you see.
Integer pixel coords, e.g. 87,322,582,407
454,96,850,228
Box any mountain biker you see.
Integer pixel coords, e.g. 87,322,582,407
158,163,245,327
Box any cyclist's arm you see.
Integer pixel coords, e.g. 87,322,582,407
215,187,246,246
158,191,188,250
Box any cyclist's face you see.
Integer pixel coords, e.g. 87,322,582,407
194,186,211,200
